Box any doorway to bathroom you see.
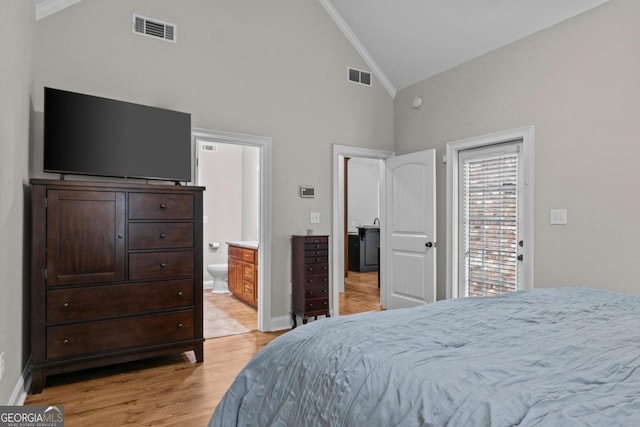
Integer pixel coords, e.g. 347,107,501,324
193,129,272,338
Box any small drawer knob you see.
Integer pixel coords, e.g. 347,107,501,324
177,323,184,329
177,291,183,297
63,302,70,308
307,267,313,272
160,233,166,239
160,203,166,209
160,263,166,268
63,339,70,345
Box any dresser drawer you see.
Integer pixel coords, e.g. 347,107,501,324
305,249,328,257
47,279,194,323
243,263,255,281
303,275,329,286
304,284,328,300
304,263,328,275
128,223,194,250
304,242,328,251
46,310,195,360
129,193,194,220
129,251,194,280
303,236,328,244
304,298,329,313
305,255,328,264
242,249,256,263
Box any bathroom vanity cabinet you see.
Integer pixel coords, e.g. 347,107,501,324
30,179,204,393
228,243,258,309
348,227,380,272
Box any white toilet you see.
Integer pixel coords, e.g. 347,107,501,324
207,263,229,294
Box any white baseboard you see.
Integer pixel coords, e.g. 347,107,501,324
268,315,292,332
8,359,30,406
203,280,213,290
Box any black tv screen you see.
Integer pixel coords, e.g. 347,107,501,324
44,87,192,182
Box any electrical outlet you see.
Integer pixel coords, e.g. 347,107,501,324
310,212,320,224
0,352,5,381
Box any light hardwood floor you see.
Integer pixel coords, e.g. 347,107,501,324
24,271,381,425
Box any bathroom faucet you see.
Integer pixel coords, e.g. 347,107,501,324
373,218,380,226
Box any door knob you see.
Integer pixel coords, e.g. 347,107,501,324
425,242,433,248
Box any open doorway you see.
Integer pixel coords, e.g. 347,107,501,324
193,129,272,337
332,145,393,316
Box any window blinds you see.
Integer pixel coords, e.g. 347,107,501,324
462,153,518,297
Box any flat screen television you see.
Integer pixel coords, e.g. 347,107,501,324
44,87,192,182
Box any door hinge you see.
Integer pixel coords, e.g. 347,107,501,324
44,268,48,280
44,198,48,208
517,254,524,261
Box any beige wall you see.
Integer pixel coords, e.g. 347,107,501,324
394,0,640,299
0,0,33,404
32,0,394,321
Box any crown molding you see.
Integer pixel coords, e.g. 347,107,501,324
318,0,396,98
35,0,84,20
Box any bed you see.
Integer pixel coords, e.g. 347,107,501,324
209,288,640,426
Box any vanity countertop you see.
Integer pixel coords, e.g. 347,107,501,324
227,241,259,250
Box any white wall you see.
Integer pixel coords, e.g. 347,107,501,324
394,0,640,299
0,0,33,404
241,145,260,242
347,158,381,232
199,142,243,276
31,0,394,321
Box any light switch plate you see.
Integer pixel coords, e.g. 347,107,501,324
310,212,320,224
550,209,567,225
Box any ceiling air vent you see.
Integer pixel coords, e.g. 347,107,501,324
133,14,176,43
347,67,372,87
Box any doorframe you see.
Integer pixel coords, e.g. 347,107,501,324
332,144,393,315
445,126,535,299
192,128,272,331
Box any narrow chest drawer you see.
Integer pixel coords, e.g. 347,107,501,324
129,250,194,280
47,279,194,323
47,310,195,360
304,262,328,275
305,255,328,264
304,243,328,251
129,193,194,220
305,249,328,258
128,223,194,250
304,298,329,313
303,275,329,286
304,284,328,300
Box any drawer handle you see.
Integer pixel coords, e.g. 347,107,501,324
315,251,320,255
315,258,321,262
323,278,328,282
63,339,70,345
160,233,166,239
177,323,184,329
63,302,70,308
315,245,320,248
323,289,327,294
307,291,313,296
307,279,313,283
309,303,313,308
323,301,328,306
160,263,166,268
177,291,183,297
160,203,166,209
322,266,328,271
307,267,313,272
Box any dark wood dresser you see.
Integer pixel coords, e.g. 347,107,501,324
30,179,204,393
291,235,330,328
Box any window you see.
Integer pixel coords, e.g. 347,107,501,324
459,144,520,297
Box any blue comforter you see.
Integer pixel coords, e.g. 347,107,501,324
210,288,640,426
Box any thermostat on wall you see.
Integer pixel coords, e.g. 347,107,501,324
300,186,315,198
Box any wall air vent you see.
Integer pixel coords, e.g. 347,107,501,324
133,14,176,43
347,67,372,87
200,142,218,153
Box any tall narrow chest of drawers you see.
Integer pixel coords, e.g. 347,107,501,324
30,179,204,393
291,235,330,328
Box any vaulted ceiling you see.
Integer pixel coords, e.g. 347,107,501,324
35,0,610,96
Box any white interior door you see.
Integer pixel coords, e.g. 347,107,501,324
384,149,436,309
